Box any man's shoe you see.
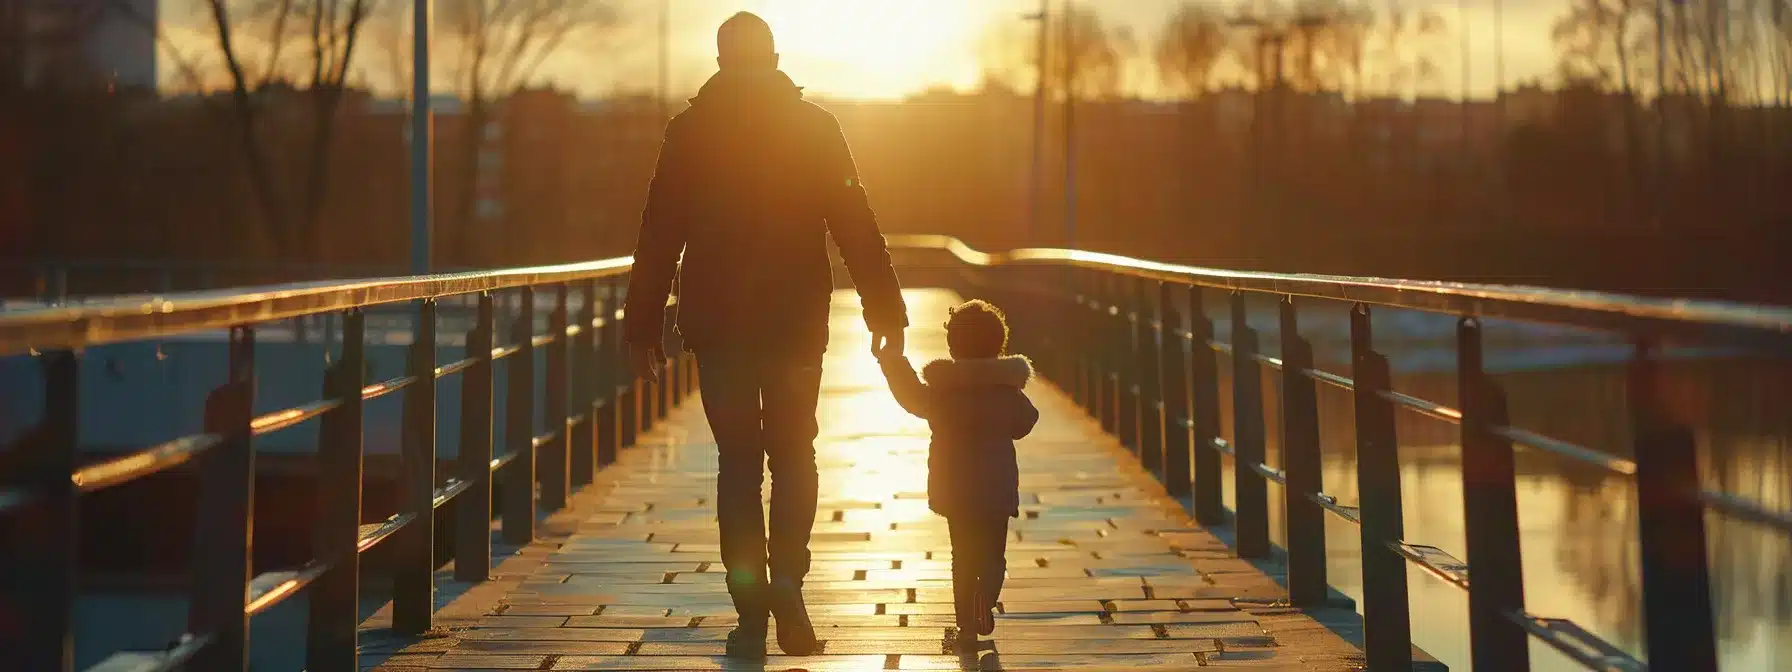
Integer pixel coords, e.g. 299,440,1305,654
724,579,770,660
768,579,819,655
724,626,768,659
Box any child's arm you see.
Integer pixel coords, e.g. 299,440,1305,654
876,354,931,419
1011,391,1040,439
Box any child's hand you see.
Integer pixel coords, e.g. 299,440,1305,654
875,340,906,361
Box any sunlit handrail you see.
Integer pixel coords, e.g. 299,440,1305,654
887,234,1792,349
0,256,635,355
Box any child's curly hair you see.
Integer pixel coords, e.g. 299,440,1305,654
945,299,1009,360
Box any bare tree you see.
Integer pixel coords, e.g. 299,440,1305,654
1363,3,1448,98
176,0,377,261
979,3,1131,100
1155,3,1227,97
430,0,615,265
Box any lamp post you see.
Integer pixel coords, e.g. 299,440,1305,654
658,0,671,122
1022,0,1048,246
1228,14,1332,262
1062,3,1077,249
410,0,432,275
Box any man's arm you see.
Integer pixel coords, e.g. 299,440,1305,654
624,117,692,355
815,112,907,344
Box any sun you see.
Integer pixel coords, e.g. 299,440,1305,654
752,0,997,99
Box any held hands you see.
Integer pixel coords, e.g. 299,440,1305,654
870,329,905,360
629,342,667,384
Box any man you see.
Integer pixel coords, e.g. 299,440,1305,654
623,11,908,660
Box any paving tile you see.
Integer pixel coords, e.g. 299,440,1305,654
460,628,646,642
475,616,568,628
564,615,693,628
452,640,634,655
553,655,890,670
428,654,547,669
989,638,1219,654
999,600,1107,614
496,605,600,617
1109,610,1258,625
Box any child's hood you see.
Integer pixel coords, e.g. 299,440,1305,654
920,355,1033,389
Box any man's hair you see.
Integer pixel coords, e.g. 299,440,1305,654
945,299,1009,360
717,11,775,67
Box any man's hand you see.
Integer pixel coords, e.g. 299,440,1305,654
870,329,904,358
630,342,667,384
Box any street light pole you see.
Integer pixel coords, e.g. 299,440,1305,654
1025,0,1048,246
659,0,671,122
1062,3,1077,248
410,0,432,274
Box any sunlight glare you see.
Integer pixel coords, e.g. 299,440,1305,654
756,0,990,99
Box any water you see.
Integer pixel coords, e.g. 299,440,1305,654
1208,344,1792,670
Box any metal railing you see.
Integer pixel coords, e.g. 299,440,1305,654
6,237,1792,671
888,234,1792,672
0,258,695,672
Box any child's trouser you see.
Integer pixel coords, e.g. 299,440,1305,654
947,515,1010,631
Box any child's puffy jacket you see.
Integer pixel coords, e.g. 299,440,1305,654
878,355,1039,519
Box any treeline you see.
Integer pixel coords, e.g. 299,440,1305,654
2,0,1790,301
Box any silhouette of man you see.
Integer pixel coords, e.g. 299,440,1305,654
624,11,907,659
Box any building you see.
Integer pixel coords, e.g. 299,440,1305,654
15,0,156,91
87,0,158,90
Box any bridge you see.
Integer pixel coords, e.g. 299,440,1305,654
3,237,1790,672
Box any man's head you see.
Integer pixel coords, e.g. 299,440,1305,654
717,11,778,71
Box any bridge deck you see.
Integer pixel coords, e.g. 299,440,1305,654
358,290,1365,671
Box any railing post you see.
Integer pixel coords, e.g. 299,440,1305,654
1157,282,1191,497
308,311,364,669
655,309,673,420
571,281,598,487
541,285,570,512
1187,286,1224,526
1,349,79,672
455,294,495,582
396,300,438,634
1278,298,1327,606
1116,276,1140,453
1630,340,1718,672
1135,277,1163,477
501,288,536,544
1097,275,1119,434
619,284,640,450
188,326,255,671
1072,272,1092,412
1457,317,1530,670
1351,304,1413,671
1230,292,1269,558
1078,272,1096,420
597,282,621,467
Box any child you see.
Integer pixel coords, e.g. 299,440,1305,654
876,299,1039,651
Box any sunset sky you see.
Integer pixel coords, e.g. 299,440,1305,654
155,0,1574,101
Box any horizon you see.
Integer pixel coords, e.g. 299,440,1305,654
144,0,1595,102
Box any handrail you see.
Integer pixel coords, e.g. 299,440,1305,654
0,256,633,355
9,237,1792,357
888,234,1792,348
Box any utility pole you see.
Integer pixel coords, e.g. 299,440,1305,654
1062,3,1077,248
410,0,432,274
1025,0,1048,246
658,0,671,122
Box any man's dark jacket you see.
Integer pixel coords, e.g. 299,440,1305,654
624,68,906,355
